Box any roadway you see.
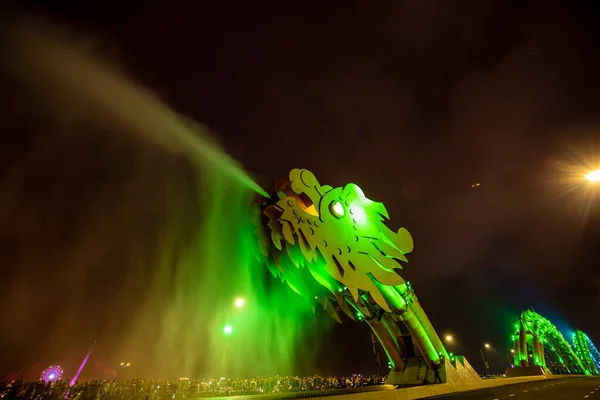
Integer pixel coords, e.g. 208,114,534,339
424,377,600,400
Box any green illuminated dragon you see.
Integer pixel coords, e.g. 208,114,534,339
256,169,450,383
510,310,600,376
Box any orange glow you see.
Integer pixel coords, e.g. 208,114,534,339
586,170,600,183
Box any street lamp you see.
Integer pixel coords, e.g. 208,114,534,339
508,349,515,368
445,335,454,343
480,343,491,376
586,170,600,183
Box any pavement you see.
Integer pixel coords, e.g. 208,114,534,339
422,377,600,400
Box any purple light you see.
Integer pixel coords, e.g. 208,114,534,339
40,365,64,383
69,342,95,387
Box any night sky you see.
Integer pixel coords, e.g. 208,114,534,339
2,0,600,380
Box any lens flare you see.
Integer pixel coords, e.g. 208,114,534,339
586,170,600,183
547,138,600,227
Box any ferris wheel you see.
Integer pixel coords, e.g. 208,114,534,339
40,365,64,383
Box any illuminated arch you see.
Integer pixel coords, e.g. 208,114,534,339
511,310,588,375
572,330,600,374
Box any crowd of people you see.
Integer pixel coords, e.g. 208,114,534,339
0,375,387,400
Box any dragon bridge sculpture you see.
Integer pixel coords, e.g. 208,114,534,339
508,310,600,377
255,169,465,384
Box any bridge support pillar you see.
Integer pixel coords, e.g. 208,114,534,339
382,314,407,357
532,334,541,366
400,306,436,369
367,317,405,371
513,339,521,366
519,321,529,367
410,294,448,360
539,340,546,369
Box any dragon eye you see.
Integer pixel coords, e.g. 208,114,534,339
330,201,345,218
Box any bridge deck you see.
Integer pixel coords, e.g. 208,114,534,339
201,384,397,399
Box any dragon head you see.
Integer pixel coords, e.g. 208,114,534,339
259,169,414,314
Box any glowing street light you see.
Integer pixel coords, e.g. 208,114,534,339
223,325,233,335
445,335,454,342
586,170,600,183
234,297,245,308
480,343,491,376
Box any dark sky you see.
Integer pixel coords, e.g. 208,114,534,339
2,0,600,380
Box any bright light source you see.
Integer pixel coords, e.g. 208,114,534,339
484,343,491,348
350,204,367,224
510,349,515,353
586,170,600,183
330,201,345,218
445,335,453,342
224,325,233,335
234,298,245,308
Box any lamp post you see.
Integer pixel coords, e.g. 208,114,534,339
480,343,491,376
508,349,515,368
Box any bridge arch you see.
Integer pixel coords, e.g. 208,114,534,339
573,330,600,375
511,310,587,374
